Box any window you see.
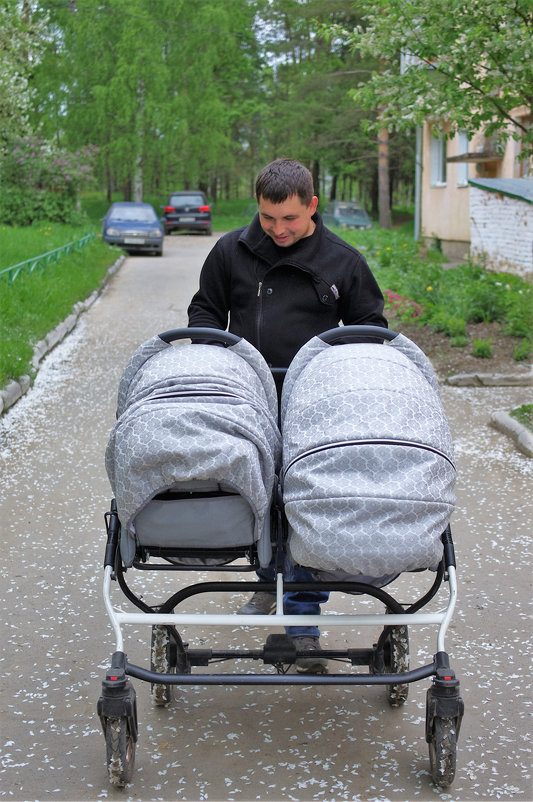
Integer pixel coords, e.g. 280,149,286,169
456,132,469,186
430,136,447,186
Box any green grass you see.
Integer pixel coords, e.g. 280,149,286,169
0,195,257,387
211,198,257,231
0,222,98,268
510,404,533,433
0,223,119,385
1,199,532,391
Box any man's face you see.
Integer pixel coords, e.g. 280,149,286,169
257,194,319,247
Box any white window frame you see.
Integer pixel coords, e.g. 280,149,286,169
430,136,447,186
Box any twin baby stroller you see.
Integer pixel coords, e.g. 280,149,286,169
98,325,464,788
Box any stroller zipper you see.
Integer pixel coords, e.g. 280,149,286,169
283,438,456,478
148,390,244,400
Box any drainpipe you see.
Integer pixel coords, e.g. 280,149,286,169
414,125,422,241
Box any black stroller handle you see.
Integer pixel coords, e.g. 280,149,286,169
158,327,242,346
318,325,399,344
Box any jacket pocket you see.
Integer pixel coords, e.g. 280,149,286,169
313,277,337,306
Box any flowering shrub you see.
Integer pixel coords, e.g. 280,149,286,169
0,137,99,225
383,289,423,320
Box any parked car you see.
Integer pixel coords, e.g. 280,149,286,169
322,200,372,230
162,191,212,235
102,202,164,256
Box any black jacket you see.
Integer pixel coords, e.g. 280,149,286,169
187,212,387,369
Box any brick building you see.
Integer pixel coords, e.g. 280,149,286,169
420,105,531,276
468,178,533,278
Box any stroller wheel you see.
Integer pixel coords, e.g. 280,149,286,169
151,625,175,706
428,716,457,788
105,716,136,787
383,623,410,707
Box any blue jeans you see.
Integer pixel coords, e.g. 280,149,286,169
257,562,329,637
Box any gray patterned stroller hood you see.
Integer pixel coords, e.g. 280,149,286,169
105,335,281,566
281,334,456,583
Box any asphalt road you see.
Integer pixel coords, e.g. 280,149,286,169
1,234,532,802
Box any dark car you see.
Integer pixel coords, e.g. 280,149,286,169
102,202,164,256
162,191,212,235
322,200,372,230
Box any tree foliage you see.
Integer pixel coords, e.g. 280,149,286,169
33,0,263,200
0,1,47,143
334,0,532,154
257,0,413,211
1,0,455,215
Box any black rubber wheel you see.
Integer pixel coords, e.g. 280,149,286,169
105,716,135,787
384,624,410,707
428,716,457,788
151,625,175,706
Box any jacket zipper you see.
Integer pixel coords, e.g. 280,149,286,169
256,280,263,354
283,438,455,478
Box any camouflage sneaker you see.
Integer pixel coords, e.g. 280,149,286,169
292,635,328,674
238,592,276,615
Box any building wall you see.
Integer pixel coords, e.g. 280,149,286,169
470,188,533,277
420,125,471,260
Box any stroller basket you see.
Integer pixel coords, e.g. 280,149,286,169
98,327,464,791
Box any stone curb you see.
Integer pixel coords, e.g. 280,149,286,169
445,367,533,387
445,368,533,458
0,254,125,416
490,410,533,458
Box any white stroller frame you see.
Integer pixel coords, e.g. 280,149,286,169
98,327,464,790
103,558,457,656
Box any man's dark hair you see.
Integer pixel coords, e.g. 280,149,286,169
255,159,315,206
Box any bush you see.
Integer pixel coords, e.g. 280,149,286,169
0,186,86,226
0,137,98,226
472,338,493,358
513,339,532,362
450,335,469,348
429,311,466,338
505,285,533,338
466,275,508,323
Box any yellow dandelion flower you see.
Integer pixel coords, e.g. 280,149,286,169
427,286,433,292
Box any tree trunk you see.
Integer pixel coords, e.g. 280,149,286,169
133,152,143,202
133,81,145,202
311,160,320,196
378,127,391,229
329,174,337,201
106,155,113,203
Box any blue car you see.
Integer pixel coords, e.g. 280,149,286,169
102,202,164,256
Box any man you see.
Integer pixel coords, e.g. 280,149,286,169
188,158,387,672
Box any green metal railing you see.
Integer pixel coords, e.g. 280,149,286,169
0,231,96,282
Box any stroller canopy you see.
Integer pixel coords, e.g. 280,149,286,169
106,334,281,550
281,334,456,581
